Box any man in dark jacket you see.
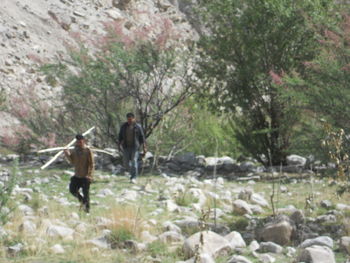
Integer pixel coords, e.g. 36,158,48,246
64,134,94,213
118,113,147,183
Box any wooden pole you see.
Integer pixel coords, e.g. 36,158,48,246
40,126,95,170
38,146,116,157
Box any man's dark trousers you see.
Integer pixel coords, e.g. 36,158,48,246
69,176,90,210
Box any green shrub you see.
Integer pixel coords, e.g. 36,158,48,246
228,217,249,232
0,161,18,225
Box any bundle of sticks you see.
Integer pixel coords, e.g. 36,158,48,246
38,127,116,170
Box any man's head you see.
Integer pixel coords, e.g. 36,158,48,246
75,134,85,148
126,112,135,125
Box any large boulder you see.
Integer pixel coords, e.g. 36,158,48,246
232,200,253,215
299,236,334,249
260,219,293,245
224,231,246,248
183,231,232,259
286,154,307,167
297,245,336,263
339,236,350,254
258,241,283,254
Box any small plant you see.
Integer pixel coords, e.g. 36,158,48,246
194,209,211,263
228,217,249,232
147,240,169,258
321,121,350,196
106,205,145,247
175,192,199,207
108,227,134,245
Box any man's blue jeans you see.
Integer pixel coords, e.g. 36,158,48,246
123,147,139,179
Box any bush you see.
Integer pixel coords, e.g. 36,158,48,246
0,161,18,225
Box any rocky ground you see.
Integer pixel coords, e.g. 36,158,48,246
0,0,197,136
0,153,349,263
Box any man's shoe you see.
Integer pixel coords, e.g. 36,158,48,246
130,178,137,184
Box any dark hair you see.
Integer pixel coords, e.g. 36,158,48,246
75,134,85,140
126,112,135,118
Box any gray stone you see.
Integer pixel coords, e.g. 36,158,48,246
50,244,65,254
299,236,334,249
298,245,336,263
163,221,182,233
183,231,232,259
46,225,74,239
227,255,253,263
320,200,333,209
260,220,293,246
251,193,269,207
340,236,350,254
286,154,307,166
258,241,283,254
233,199,253,215
249,240,260,251
19,220,36,234
224,231,246,248
87,236,111,249
289,209,305,225
7,243,24,255
158,231,184,243
255,253,276,263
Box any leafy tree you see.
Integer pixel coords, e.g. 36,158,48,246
43,15,194,146
196,0,334,165
301,14,350,132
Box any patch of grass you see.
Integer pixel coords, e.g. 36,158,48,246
147,240,169,257
147,240,183,262
107,205,146,243
108,227,135,245
228,217,249,232
0,147,16,155
28,193,41,212
174,192,199,207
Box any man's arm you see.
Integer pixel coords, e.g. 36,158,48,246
64,149,74,164
118,124,124,152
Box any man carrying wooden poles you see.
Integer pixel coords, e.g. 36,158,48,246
64,134,94,213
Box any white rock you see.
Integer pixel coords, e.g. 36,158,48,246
300,236,334,249
164,200,179,212
141,230,157,243
340,236,350,254
163,221,182,233
336,203,350,211
233,199,253,215
50,244,65,254
120,189,138,201
287,154,307,166
19,220,36,234
256,253,276,263
18,204,34,215
46,225,74,239
97,188,114,197
158,231,184,243
298,245,336,263
87,236,110,249
227,255,253,263
251,193,269,207
249,240,260,251
183,231,232,259
224,231,246,248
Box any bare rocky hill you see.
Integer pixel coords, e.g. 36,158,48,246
0,0,197,137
